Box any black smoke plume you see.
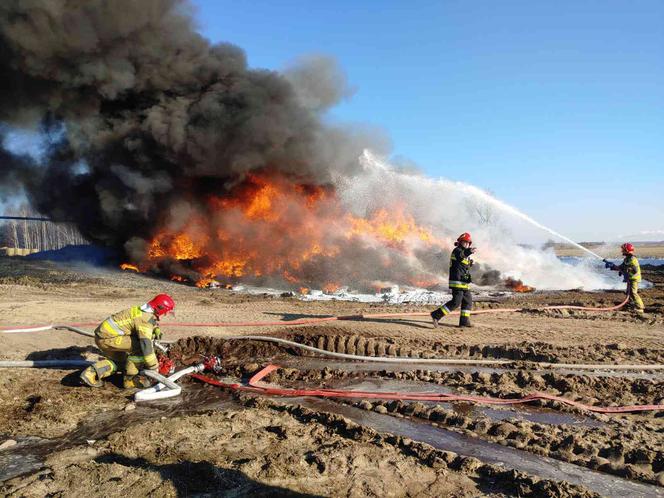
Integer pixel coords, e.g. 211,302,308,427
0,0,381,238
2,1,499,291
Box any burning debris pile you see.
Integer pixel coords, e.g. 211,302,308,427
127,171,448,289
0,0,461,291
1,0,587,292
504,277,536,293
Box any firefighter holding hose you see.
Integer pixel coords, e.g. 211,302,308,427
604,243,645,316
80,294,175,388
431,233,476,328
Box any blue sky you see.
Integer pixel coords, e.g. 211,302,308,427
192,0,663,241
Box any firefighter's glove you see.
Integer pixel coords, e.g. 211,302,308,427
153,327,163,341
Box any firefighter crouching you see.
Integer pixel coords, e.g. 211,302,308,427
431,232,476,328
80,294,175,389
604,243,645,316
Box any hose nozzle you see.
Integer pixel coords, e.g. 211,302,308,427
202,355,223,373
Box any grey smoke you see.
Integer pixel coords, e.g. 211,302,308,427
0,0,491,290
284,55,356,112
0,129,39,199
0,0,382,238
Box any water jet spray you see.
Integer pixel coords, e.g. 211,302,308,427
360,151,604,261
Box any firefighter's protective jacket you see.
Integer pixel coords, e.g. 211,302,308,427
449,246,473,290
95,306,158,368
620,255,641,282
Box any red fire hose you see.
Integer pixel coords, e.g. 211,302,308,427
191,363,662,414
0,295,631,333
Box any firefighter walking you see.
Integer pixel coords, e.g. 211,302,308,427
80,294,175,389
431,232,476,328
605,243,645,316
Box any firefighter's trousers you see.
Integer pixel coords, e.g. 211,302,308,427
432,288,473,325
627,281,644,313
86,335,152,388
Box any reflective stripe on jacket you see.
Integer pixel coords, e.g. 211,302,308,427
96,306,158,367
449,246,473,289
620,255,641,282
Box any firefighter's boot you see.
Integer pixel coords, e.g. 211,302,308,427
80,358,117,388
431,311,440,328
123,375,153,389
430,306,449,329
459,315,473,328
80,366,103,387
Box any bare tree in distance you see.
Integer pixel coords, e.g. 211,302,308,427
465,189,499,226
0,205,87,251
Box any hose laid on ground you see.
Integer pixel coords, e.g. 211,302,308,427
3,295,652,372
51,325,171,351
54,325,95,337
2,334,661,370
0,359,92,368
135,365,205,401
191,363,663,414
142,369,181,391
2,304,661,372
0,322,98,333
217,335,664,370
0,293,631,333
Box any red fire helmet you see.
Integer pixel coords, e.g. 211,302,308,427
148,294,175,317
621,243,635,254
457,232,472,244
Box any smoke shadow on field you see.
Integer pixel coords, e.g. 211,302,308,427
94,454,321,497
264,312,335,321
263,312,432,329
346,318,432,329
58,370,128,390
25,345,99,361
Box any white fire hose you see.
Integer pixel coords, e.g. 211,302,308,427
135,364,206,401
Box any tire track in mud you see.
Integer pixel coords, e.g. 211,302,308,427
173,333,663,491
240,395,601,498
284,331,664,365
154,336,664,492
344,398,663,487
1,356,660,496
245,365,663,486
239,394,664,498
171,333,664,373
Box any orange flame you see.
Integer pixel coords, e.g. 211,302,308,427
322,282,341,294
196,278,219,288
134,171,446,288
505,277,535,293
120,263,139,272
347,207,434,248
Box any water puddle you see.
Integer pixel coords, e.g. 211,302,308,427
279,356,663,380
0,379,653,497
0,386,237,482
294,397,664,498
0,436,48,483
272,375,602,427
469,405,602,427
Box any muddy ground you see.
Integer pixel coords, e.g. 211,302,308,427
0,256,662,497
